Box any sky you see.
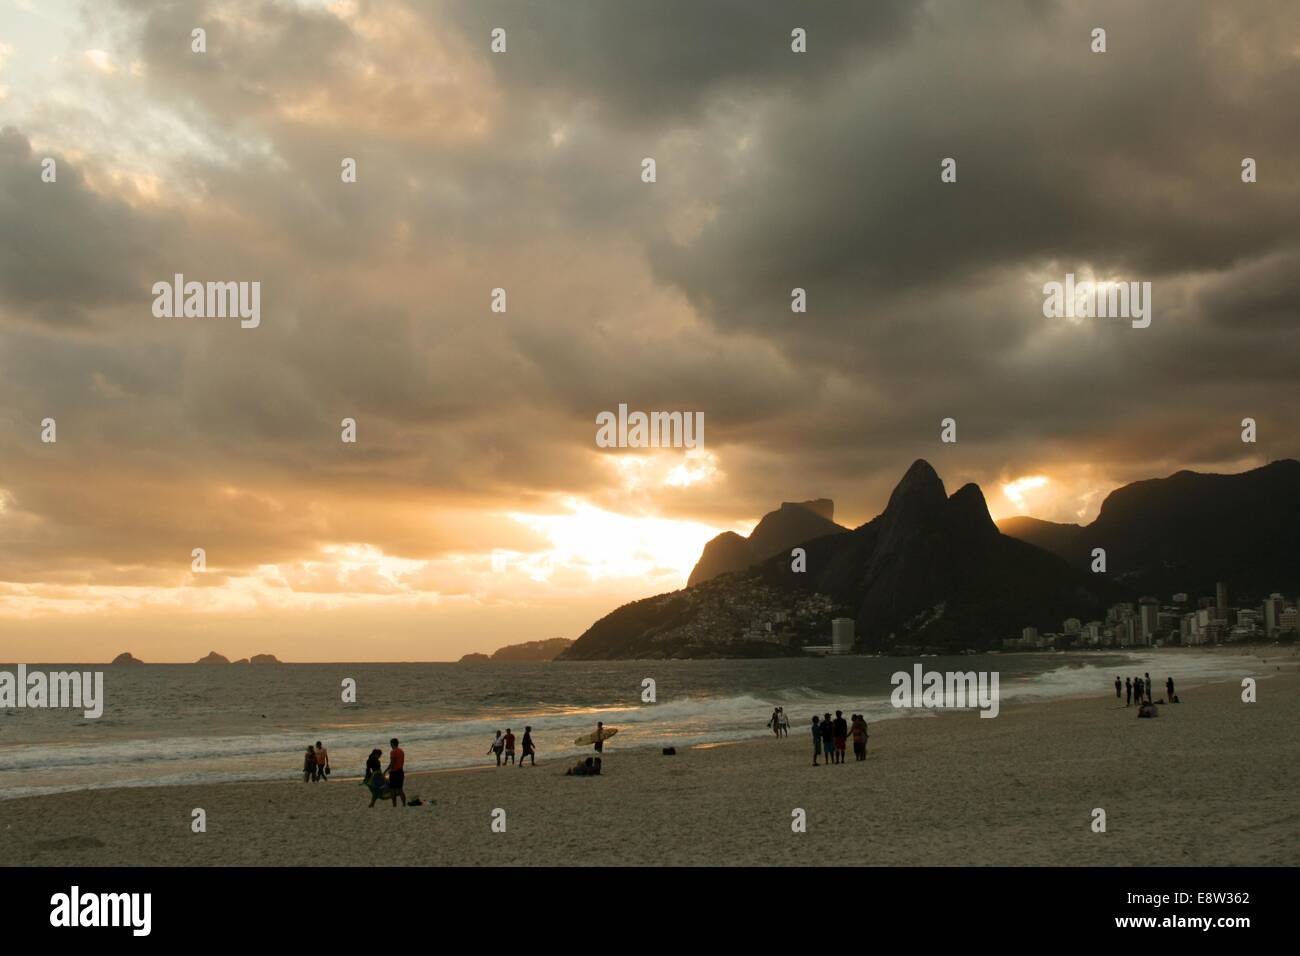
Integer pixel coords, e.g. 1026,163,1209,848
1,0,1297,662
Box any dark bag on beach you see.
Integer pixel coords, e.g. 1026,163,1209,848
662,747,676,756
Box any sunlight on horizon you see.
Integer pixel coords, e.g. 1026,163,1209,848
506,498,726,584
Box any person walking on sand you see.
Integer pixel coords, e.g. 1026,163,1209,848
520,726,536,766
503,728,516,765
314,740,330,781
779,708,790,737
832,710,848,765
1166,676,1175,701
1114,676,1122,700
488,730,504,766
768,708,781,737
384,738,406,807
303,745,318,782
1124,677,1132,707
811,715,823,766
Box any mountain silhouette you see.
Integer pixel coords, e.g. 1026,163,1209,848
998,459,1300,595
688,498,845,586
561,460,1124,659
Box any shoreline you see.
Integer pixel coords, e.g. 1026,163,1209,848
2,645,1281,801
2,659,1295,866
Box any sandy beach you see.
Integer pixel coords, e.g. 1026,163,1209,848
3,653,1296,867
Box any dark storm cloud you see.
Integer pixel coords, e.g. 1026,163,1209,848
1,0,1298,589
0,127,171,325
439,0,920,122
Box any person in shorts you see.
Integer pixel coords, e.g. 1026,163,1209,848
384,737,406,807
832,710,848,764
821,712,835,765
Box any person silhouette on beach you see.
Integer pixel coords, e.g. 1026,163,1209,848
850,714,868,761
811,715,823,766
1166,676,1175,701
303,745,318,782
594,721,606,754
779,708,790,737
520,726,536,766
503,728,516,765
832,710,848,765
364,748,382,783
384,738,406,807
314,741,330,781
820,712,834,763
1125,677,1132,707
768,708,781,737
488,730,504,766
1143,672,1153,704
1114,676,1122,700
567,757,595,776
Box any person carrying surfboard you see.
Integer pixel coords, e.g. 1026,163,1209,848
594,721,606,753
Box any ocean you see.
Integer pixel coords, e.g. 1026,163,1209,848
0,651,1245,799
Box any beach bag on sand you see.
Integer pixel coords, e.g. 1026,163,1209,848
662,747,676,756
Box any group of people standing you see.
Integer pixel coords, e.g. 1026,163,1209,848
487,727,537,766
1115,672,1175,707
811,710,869,765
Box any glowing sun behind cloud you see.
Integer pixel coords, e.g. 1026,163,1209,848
507,499,723,584
999,475,1051,515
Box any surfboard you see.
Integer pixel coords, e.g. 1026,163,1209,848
573,728,618,745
